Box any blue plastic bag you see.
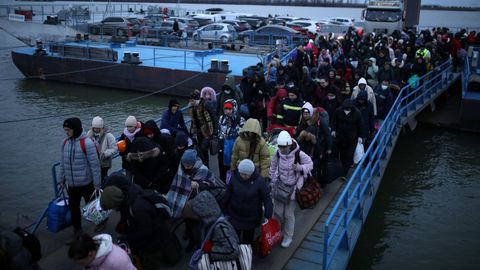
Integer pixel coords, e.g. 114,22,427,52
223,139,235,166
47,190,71,233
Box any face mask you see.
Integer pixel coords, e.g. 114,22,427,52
224,89,231,94
93,132,101,136
381,85,388,90
351,61,358,68
328,95,336,100
344,109,351,115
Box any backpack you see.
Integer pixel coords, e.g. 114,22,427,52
63,137,100,158
136,189,172,219
13,227,42,262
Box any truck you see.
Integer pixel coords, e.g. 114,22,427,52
362,0,421,34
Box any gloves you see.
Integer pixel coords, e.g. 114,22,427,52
331,131,336,137
358,138,363,144
191,181,199,190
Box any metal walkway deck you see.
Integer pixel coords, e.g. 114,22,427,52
286,59,460,270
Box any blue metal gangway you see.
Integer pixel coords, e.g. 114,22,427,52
286,58,460,270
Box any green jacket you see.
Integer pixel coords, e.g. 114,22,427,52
231,119,271,178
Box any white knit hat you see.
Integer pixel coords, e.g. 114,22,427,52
125,115,137,127
277,131,292,146
302,102,314,118
92,116,104,129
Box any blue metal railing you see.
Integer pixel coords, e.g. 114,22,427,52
323,58,455,270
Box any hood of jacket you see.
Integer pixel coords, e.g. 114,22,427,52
224,98,238,115
90,234,113,266
223,75,236,91
192,191,222,225
369,57,377,65
358,77,367,86
239,118,262,137
168,99,180,111
143,119,161,140
275,88,288,100
200,86,217,102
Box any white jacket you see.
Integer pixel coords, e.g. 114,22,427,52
351,78,378,116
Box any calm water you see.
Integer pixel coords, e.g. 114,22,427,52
348,127,480,269
1,3,480,268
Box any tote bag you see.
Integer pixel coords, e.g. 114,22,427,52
47,188,71,232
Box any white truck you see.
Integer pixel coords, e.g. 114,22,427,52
362,0,421,34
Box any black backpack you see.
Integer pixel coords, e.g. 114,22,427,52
137,189,172,220
13,227,41,262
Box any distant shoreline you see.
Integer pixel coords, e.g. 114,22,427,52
15,1,480,12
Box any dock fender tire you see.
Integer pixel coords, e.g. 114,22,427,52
193,34,200,41
243,36,250,44
117,28,126,36
221,36,229,43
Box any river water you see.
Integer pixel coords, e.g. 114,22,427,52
1,2,480,269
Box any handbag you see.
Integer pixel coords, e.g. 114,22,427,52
253,218,282,257
273,180,296,204
46,188,71,233
296,177,322,209
81,190,111,225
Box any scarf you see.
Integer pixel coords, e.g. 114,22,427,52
123,127,141,142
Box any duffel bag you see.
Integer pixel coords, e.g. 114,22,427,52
47,188,71,233
296,177,322,209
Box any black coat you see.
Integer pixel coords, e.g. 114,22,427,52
222,170,273,230
332,105,367,145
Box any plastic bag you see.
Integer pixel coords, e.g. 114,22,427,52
47,189,71,232
223,138,235,166
253,218,282,257
353,142,364,165
82,190,111,225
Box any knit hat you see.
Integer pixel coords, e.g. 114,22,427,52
63,117,83,138
160,128,171,135
286,84,299,96
125,116,137,127
238,159,255,176
224,102,233,109
181,149,197,166
100,186,124,210
175,131,188,147
91,116,104,129
277,130,292,146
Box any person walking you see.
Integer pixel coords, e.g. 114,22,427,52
269,131,313,248
60,117,101,242
222,159,273,245
87,116,117,184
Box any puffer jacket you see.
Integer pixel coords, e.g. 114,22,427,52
192,191,239,262
60,132,101,188
351,78,378,116
231,119,271,178
269,140,313,200
87,129,118,168
88,234,137,270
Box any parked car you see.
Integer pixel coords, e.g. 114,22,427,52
145,21,186,37
238,16,268,30
167,17,199,35
328,17,355,26
221,19,251,32
89,16,141,36
290,20,319,36
238,25,307,46
192,23,237,43
286,22,313,39
144,14,169,24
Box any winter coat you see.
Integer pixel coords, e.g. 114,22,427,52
296,109,332,155
351,78,377,116
331,102,367,145
88,234,137,270
87,129,118,168
366,57,379,88
354,91,375,134
60,132,101,188
160,102,188,136
190,99,216,140
192,191,240,261
217,75,243,115
200,86,218,114
105,174,180,262
222,170,273,230
269,141,313,200
267,88,287,125
231,119,271,178
373,84,394,120
280,97,305,126
119,123,144,171
218,99,245,140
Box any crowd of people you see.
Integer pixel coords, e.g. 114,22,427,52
47,26,475,270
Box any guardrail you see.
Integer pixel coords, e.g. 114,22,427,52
322,58,454,270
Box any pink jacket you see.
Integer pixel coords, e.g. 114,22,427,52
88,234,137,270
269,140,313,200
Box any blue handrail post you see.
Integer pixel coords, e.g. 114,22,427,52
323,224,329,270
153,47,156,67
184,50,187,70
